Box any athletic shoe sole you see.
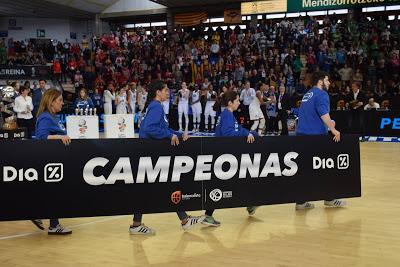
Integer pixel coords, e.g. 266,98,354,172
201,221,221,227
48,231,72,235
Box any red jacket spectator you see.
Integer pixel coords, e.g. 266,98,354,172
53,60,62,74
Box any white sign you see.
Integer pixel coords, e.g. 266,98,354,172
66,115,99,139
103,114,135,139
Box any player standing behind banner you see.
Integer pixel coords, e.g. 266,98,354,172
295,71,346,210
103,83,115,114
126,82,137,115
249,91,266,136
177,82,190,132
204,84,217,132
33,88,72,235
129,81,206,235
115,86,128,114
190,85,202,132
201,91,259,227
137,85,148,127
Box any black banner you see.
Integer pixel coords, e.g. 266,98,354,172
0,128,27,140
331,110,400,137
0,65,52,79
0,135,361,221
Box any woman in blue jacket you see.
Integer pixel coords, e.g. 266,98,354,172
33,88,72,235
202,91,259,227
130,81,205,235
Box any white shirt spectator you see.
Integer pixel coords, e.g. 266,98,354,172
240,87,256,106
364,102,380,110
13,95,33,119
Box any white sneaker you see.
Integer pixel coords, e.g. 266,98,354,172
324,199,347,207
182,215,206,231
178,128,183,132
129,224,156,235
295,202,315,210
48,224,72,235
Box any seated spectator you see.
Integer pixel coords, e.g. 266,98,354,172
364,98,380,110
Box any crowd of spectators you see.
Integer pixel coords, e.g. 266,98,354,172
1,11,400,132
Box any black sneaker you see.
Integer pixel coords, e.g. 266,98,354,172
31,219,45,230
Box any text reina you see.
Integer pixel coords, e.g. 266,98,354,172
83,152,299,186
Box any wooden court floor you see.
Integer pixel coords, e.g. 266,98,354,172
0,142,399,267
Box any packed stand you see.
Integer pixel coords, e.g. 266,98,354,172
1,12,400,134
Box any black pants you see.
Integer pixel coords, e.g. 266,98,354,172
267,116,278,132
17,118,35,138
277,110,288,135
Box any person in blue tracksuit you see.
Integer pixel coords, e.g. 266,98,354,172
201,91,259,227
129,81,206,235
74,88,94,111
295,71,346,210
91,87,103,114
33,88,72,235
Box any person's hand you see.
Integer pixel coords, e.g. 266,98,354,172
171,134,180,146
331,129,341,142
247,133,255,143
182,133,189,141
287,110,291,115
60,135,71,146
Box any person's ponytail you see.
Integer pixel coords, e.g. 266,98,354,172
143,80,165,111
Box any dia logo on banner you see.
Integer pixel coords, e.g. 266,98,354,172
313,154,349,170
2,163,64,182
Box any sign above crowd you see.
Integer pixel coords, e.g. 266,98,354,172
241,0,400,14
287,0,400,12
241,0,287,15
0,135,361,221
0,65,52,79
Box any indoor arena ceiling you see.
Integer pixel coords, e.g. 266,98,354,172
151,0,249,8
0,0,118,19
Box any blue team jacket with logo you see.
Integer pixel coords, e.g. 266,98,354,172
296,87,329,135
215,109,257,137
74,98,94,110
139,100,182,139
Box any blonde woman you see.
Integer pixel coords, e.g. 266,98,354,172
33,88,72,235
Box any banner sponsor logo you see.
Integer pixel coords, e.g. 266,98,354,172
171,191,181,204
312,154,349,170
170,191,201,204
209,189,222,202
44,163,64,182
209,189,233,202
2,163,63,182
380,118,400,130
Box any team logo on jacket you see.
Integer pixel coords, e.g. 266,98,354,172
302,92,313,102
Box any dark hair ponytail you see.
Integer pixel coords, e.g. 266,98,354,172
143,80,165,111
213,91,238,111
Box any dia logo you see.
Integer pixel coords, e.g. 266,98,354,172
2,163,64,182
313,154,349,170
